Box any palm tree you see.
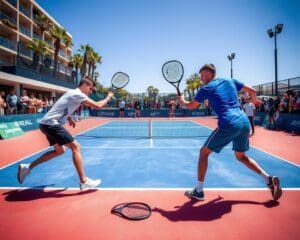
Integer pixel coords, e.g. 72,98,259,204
26,38,50,71
147,86,159,102
185,73,204,98
34,14,51,40
79,44,93,77
50,25,72,75
69,54,83,84
89,51,102,79
94,72,100,81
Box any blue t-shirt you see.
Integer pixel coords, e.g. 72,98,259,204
195,78,248,127
6,94,18,107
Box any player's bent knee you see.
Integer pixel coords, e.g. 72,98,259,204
200,147,211,157
68,140,81,153
234,151,247,161
54,145,65,155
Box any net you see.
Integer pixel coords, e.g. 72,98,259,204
77,120,212,138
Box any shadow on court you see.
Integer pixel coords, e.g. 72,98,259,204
3,186,97,202
153,196,279,222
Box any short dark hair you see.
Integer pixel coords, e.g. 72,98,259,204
79,76,96,87
199,64,216,75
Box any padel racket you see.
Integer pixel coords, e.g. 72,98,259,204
111,71,129,92
111,202,152,221
162,60,184,96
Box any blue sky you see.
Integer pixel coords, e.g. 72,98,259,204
36,0,300,93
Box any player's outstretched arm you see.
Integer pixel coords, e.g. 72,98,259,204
177,95,200,110
84,91,114,109
241,85,262,105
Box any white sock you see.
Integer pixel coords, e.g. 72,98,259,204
260,171,270,185
196,181,204,192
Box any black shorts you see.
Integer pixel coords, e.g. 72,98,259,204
39,124,74,146
119,108,125,111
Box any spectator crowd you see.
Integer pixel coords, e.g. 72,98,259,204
0,87,54,116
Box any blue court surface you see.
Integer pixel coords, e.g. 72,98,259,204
1,121,299,189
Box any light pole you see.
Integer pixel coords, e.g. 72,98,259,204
267,24,283,96
227,53,235,78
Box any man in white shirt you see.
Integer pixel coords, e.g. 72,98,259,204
119,99,126,117
17,76,114,190
243,97,256,135
19,89,29,114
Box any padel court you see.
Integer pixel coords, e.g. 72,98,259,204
1,120,299,189
0,118,299,240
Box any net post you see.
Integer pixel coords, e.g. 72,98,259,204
149,119,152,138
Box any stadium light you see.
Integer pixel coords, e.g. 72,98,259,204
267,24,284,96
227,53,235,78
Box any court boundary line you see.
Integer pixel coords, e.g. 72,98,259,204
0,187,299,191
0,147,52,170
81,146,213,149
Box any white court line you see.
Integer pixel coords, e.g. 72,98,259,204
0,187,299,191
81,145,230,149
0,147,52,170
81,146,203,149
150,138,153,148
250,145,300,168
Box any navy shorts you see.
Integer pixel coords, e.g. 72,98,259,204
204,121,250,153
39,124,74,146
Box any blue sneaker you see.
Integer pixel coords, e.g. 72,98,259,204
185,188,205,201
267,176,282,201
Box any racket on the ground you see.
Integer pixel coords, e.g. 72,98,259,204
162,60,184,96
111,202,152,221
111,72,129,92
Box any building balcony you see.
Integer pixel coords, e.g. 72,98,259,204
19,4,31,19
0,36,17,51
4,0,17,9
33,33,43,41
19,24,31,38
0,10,17,25
1,41,76,89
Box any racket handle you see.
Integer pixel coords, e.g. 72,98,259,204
176,88,181,96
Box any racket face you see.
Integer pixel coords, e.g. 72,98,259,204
111,72,129,90
111,202,152,220
162,60,184,83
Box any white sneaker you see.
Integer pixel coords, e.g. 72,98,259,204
80,177,101,190
18,164,30,184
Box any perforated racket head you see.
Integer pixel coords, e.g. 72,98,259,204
111,72,129,90
111,202,152,221
162,60,184,83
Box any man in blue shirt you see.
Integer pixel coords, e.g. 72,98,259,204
6,87,18,114
177,64,282,201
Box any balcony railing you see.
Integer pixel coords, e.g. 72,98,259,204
33,33,42,41
18,42,33,58
0,41,76,89
59,50,69,59
4,0,17,8
0,36,17,51
19,5,31,19
0,11,17,25
19,24,31,38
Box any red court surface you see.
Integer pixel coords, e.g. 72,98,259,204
0,117,299,240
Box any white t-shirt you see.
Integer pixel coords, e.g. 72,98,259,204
119,100,125,109
40,88,88,125
243,102,255,117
